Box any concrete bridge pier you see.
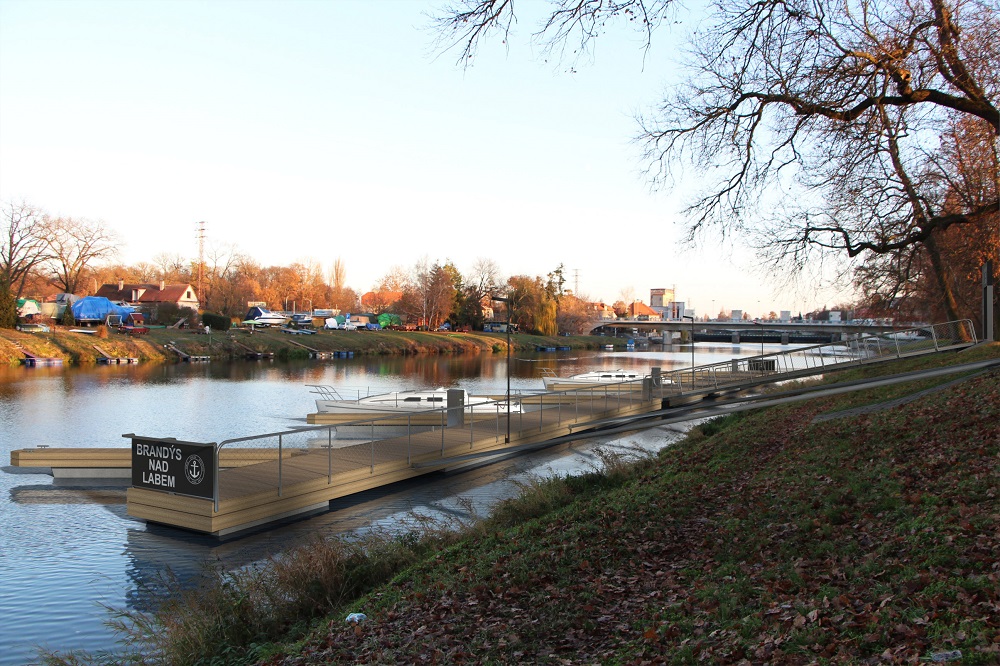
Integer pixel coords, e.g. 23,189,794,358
781,332,790,345
731,332,740,344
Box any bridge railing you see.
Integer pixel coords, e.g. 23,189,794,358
652,319,976,397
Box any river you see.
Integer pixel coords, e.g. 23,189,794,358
0,343,786,665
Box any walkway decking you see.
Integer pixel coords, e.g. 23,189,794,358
126,392,656,535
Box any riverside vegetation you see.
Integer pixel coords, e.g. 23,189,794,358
0,326,616,366
42,343,999,665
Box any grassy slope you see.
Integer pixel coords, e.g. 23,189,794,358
255,344,1000,665
0,327,617,366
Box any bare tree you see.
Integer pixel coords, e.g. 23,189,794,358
377,265,411,293
153,252,191,282
433,0,999,320
1,201,51,299
328,257,347,291
44,217,120,294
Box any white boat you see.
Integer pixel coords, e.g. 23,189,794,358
243,306,288,327
308,385,521,415
540,368,645,389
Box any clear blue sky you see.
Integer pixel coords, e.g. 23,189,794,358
0,0,852,316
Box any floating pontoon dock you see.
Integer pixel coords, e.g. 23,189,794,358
7,320,977,536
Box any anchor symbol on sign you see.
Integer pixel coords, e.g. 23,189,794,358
185,455,205,485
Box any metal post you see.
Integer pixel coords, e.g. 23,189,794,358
407,414,412,465
984,262,996,342
278,434,283,497
213,443,220,513
328,427,332,483
683,315,695,390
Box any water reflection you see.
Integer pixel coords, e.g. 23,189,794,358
0,345,780,665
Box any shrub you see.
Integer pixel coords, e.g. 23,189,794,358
201,312,231,331
60,304,76,327
154,304,197,326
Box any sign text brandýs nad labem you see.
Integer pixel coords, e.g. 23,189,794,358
131,436,215,500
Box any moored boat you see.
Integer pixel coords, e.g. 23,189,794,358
308,385,521,416
540,368,645,389
243,306,289,327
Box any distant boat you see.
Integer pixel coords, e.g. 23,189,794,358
540,368,645,389
243,306,288,327
308,385,521,415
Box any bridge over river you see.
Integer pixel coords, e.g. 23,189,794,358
590,317,921,344
9,321,977,536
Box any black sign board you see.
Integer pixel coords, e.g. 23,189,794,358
129,435,216,500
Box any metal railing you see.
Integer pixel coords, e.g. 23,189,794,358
650,319,976,398
157,319,975,513
208,382,644,512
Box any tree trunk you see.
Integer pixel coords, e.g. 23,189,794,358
923,234,967,338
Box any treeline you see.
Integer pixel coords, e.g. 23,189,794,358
0,202,603,334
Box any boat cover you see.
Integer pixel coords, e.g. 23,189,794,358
377,313,402,327
72,296,133,322
16,299,41,316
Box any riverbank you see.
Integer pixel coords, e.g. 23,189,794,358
0,326,620,367
51,343,999,665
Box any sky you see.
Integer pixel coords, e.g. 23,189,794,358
0,0,854,317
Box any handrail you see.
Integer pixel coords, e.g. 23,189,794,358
201,319,973,513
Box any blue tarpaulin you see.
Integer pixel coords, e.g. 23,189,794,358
71,296,133,323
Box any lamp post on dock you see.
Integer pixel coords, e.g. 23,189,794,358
752,319,765,357
682,315,695,390
491,295,512,443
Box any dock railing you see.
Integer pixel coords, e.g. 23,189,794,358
209,380,645,512
650,319,976,397
145,319,974,513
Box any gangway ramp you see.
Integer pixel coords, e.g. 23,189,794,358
649,319,977,405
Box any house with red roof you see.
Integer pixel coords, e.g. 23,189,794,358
626,300,661,320
95,281,200,313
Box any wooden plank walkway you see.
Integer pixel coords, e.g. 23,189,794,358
10,447,299,470
126,392,658,535
94,345,138,364
164,343,210,362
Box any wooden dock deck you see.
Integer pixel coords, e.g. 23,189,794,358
94,345,138,364
125,392,657,535
164,343,210,362
9,447,301,477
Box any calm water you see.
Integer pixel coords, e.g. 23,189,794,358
0,343,783,665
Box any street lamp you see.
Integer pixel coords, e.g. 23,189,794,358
752,319,765,357
491,295,512,443
682,315,695,390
